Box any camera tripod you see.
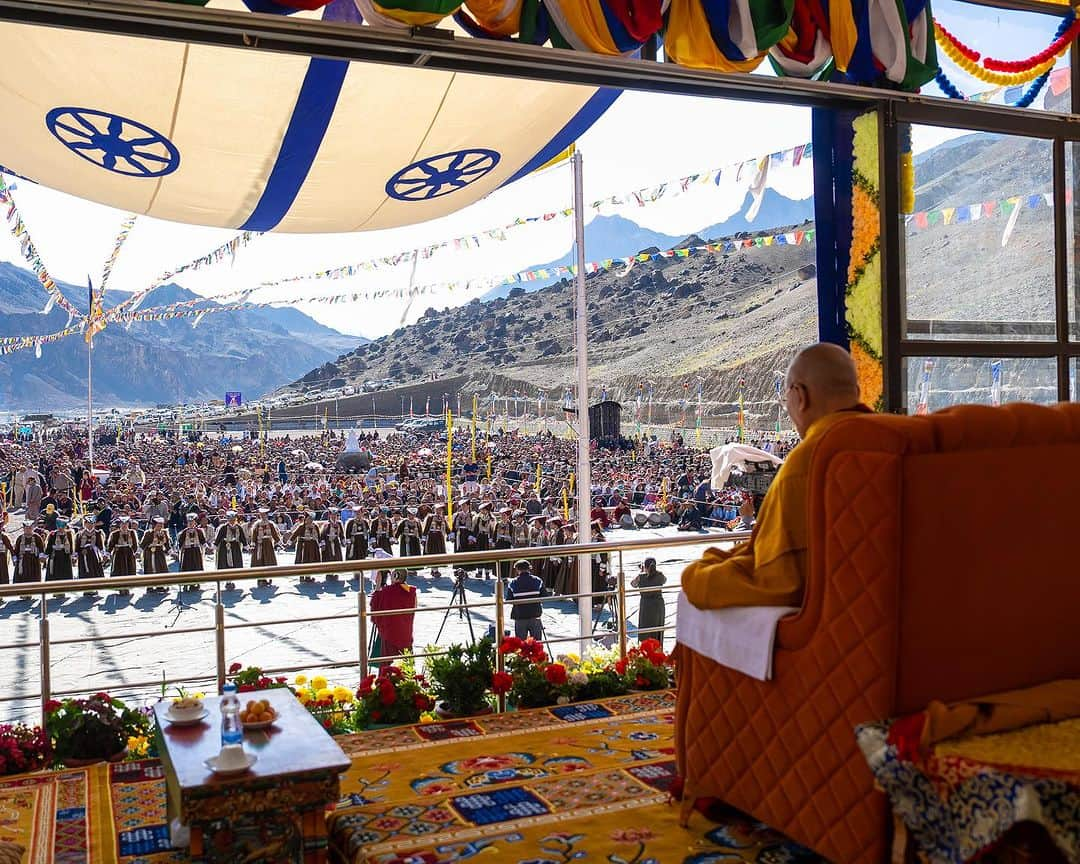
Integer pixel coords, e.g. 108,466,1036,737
592,581,622,635
436,570,476,644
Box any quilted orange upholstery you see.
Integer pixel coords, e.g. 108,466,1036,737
674,403,1080,864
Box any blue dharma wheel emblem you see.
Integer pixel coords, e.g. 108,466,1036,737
386,149,500,201
45,107,180,178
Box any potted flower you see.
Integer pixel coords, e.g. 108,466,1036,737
44,693,151,766
499,636,586,708
614,639,673,691
425,638,496,718
293,674,356,734
0,723,50,776
227,663,290,693
572,647,630,701
353,662,435,728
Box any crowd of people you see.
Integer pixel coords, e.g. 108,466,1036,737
0,421,798,602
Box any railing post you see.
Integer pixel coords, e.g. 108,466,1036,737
214,582,226,694
617,551,628,661
494,583,505,714
358,586,369,680
39,592,51,725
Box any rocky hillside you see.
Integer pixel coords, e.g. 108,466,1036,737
297,222,818,420
0,265,356,408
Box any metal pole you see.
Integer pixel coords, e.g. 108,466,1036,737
214,589,226,693
572,150,592,656
87,334,94,470
617,550,628,660
494,585,506,713
39,595,50,725
358,586,369,678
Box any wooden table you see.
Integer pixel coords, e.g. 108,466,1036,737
153,688,350,864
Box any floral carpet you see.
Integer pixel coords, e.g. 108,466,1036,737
0,691,823,863
329,691,823,864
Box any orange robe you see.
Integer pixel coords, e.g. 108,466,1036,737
681,407,869,610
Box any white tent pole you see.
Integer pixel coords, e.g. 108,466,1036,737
572,150,592,654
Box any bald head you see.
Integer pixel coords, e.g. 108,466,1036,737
784,343,861,436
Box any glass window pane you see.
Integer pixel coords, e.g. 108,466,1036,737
903,125,1055,342
922,0,1071,113
904,356,1057,413
1067,142,1080,341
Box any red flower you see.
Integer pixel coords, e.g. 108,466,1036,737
379,684,397,707
228,663,242,674
499,636,523,655
43,700,62,714
238,684,255,693
544,664,567,686
94,692,111,702
322,718,332,729
490,672,513,695
635,675,647,688
371,709,382,722
413,693,431,710
639,638,662,655
274,676,287,684
614,659,628,676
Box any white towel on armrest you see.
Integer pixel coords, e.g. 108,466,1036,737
676,592,799,681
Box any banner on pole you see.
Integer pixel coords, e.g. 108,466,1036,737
225,391,242,408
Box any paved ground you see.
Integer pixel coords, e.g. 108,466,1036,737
0,527,732,723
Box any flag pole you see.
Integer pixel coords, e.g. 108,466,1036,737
86,276,94,472
571,150,592,654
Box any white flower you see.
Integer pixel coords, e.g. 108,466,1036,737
557,696,570,705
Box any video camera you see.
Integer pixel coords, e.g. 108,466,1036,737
727,460,780,498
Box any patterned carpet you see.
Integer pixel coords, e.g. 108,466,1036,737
0,691,823,863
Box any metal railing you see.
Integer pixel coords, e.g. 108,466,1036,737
0,530,750,725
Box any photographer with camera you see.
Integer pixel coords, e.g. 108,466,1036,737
505,559,549,641
631,557,667,643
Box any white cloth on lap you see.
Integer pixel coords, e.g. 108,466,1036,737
676,592,798,681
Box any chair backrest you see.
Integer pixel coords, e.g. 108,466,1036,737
806,403,1080,718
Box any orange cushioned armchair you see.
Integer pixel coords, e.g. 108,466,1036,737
674,402,1080,864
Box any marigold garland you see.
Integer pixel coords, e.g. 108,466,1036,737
846,111,885,410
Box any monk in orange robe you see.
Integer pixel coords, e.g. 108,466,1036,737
682,343,868,610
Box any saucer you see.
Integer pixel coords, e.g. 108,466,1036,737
204,752,257,775
164,709,209,726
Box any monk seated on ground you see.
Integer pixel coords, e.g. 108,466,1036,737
682,343,867,610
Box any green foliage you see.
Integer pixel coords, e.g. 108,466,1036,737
425,638,496,715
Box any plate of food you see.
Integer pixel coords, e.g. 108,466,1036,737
164,696,208,726
240,699,278,730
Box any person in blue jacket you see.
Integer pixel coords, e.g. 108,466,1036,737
505,559,549,641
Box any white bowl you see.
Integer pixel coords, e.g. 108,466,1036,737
168,700,205,721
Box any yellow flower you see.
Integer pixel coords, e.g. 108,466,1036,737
316,687,334,701
297,691,311,706
127,735,149,757
311,675,328,691
294,675,308,686
194,692,205,699
419,712,435,724
333,686,353,703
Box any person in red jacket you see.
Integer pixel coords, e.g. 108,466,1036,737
369,569,417,666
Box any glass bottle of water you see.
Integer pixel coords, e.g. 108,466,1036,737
219,683,243,755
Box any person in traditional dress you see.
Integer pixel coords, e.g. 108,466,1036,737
420,504,446,578
320,508,345,580
214,510,246,576
493,507,514,582
24,476,42,522
249,508,280,575
451,500,473,559
344,505,369,561
75,514,106,596
13,522,44,594
290,511,322,583
472,502,495,578
177,513,206,592
371,508,393,554
395,507,422,560
141,516,172,592
45,517,76,590
682,343,866,611
0,511,13,587
107,516,139,595
549,517,573,595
